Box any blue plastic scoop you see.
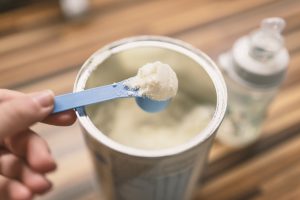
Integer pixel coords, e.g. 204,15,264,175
52,81,170,114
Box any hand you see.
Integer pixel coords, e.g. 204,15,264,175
0,89,76,200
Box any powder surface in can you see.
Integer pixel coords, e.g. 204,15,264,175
92,93,215,150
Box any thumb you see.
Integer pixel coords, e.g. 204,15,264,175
0,90,54,139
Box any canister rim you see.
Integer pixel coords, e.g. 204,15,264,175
74,35,227,158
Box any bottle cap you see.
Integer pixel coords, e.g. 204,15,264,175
232,17,289,88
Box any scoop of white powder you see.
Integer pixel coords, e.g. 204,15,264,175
124,61,178,101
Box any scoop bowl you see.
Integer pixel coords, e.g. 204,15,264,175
136,97,171,113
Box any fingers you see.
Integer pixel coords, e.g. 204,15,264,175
43,109,77,126
0,150,52,194
0,175,32,200
0,90,54,139
0,89,23,102
4,130,56,173
0,89,77,126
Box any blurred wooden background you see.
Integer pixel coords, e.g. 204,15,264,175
1,0,300,199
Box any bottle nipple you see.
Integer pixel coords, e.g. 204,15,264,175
249,17,286,61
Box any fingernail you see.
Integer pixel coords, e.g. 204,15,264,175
31,90,54,107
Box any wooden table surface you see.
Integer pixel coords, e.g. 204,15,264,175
1,0,300,199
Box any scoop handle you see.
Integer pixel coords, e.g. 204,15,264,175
53,82,136,113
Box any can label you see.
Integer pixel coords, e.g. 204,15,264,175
92,145,209,200
117,167,192,200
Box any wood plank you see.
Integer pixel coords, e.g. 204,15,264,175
0,0,288,72
17,69,78,94
149,0,280,35
0,1,199,88
0,0,134,35
282,51,300,88
0,1,300,90
0,25,60,56
175,0,300,59
253,160,300,200
194,132,300,200
0,0,144,56
284,189,300,200
0,1,60,35
0,0,197,58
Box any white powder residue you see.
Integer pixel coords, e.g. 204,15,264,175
109,104,213,150
90,93,215,150
124,61,178,101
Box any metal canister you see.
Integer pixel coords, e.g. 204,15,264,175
74,36,227,200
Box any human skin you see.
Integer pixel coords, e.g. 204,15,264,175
0,89,77,200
